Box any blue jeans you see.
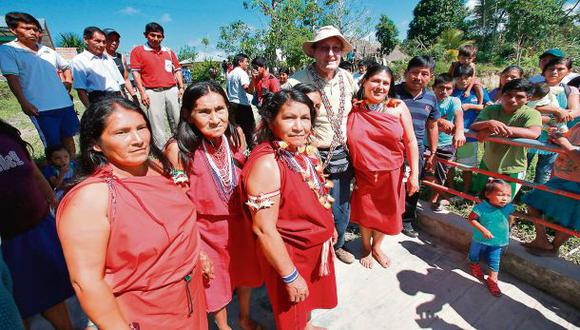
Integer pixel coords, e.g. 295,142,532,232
329,167,354,249
468,240,503,272
527,152,558,184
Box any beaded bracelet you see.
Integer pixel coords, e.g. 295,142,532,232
282,267,299,284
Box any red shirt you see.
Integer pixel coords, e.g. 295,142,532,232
254,73,281,105
130,44,180,89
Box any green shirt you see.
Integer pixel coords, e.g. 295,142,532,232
475,104,542,173
472,201,515,247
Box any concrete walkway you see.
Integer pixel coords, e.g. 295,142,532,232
216,232,579,330
32,232,579,329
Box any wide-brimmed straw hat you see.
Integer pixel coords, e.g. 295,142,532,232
302,25,353,58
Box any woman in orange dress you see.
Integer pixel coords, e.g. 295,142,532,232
165,81,262,329
347,64,420,269
57,97,209,329
241,89,337,330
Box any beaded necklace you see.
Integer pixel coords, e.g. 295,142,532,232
274,141,334,209
202,136,237,202
308,65,349,169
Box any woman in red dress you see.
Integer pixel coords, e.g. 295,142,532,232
241,89,337,330
347,64,420,269
57,97,209,329
165,81,262,330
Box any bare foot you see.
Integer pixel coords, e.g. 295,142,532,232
372,249,391,268
305,321,327,330
360,252,374,269
239,318,263,330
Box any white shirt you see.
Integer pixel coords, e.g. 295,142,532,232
226,66,250,105
0,41,72,111
72,50,125,92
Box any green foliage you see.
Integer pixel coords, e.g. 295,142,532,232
177,45,198,62
190,60,224,84
218,0,373,69
57,32,84,53
375,14,399,55
217,20,264,61
435,29,473,62
407,0,468,46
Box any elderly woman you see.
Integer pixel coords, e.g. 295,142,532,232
347,64,420,268
164,81,262,330
241,89,337,330
57,97,207,329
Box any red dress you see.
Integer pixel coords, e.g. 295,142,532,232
187,144,262,312
240,143,337,330
347,101,406,235
57,166,207,329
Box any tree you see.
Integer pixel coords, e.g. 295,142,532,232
407,0,468,46
57,32,84,53
434,29,473,61
178,45,198,62
217,20,264,60
375,14,399,55
504,0,565,64
323,0,372,42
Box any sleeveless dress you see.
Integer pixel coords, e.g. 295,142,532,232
57,166,207,329
347,101,406,235
240,142,337,330
187,144,262,312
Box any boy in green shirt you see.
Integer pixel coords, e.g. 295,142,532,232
470,79,542,196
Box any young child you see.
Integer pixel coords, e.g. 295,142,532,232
451,64,492,194
467,179,515,297
42,144,77,200
425,74,466,212
448,45,484,105
528,82,568,134
470,79,542,197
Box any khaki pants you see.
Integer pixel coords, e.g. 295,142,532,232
145,86,180,149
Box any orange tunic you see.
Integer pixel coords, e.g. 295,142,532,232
347,101,406,235
187,145,262,312
57,166,207,329
241,143,337,330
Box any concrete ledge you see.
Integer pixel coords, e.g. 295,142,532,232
416,201,580,310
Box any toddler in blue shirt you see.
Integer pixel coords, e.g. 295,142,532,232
467,179,515,297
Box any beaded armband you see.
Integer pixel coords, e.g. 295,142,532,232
170,169,189,184
245,190,281,211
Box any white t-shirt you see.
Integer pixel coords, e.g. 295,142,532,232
0,41,73,111
226,66,250,105
72,50,125,92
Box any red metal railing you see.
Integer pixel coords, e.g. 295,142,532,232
423,131,580,238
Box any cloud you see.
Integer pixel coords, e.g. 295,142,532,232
119,6,140,15
160,13,172,23
197,49,225,60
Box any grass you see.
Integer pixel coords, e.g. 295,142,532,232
1,81,578,264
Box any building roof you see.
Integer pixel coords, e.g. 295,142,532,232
0,16,55,48
384,46,409,63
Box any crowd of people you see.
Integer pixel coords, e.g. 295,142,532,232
0,11,579,330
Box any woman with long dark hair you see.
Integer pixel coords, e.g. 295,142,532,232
57,97,208,329
0,119,74,329
347,63,419,268
165,81,262,330
241,89,337,329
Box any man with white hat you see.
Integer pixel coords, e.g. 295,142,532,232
290,25,358,264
